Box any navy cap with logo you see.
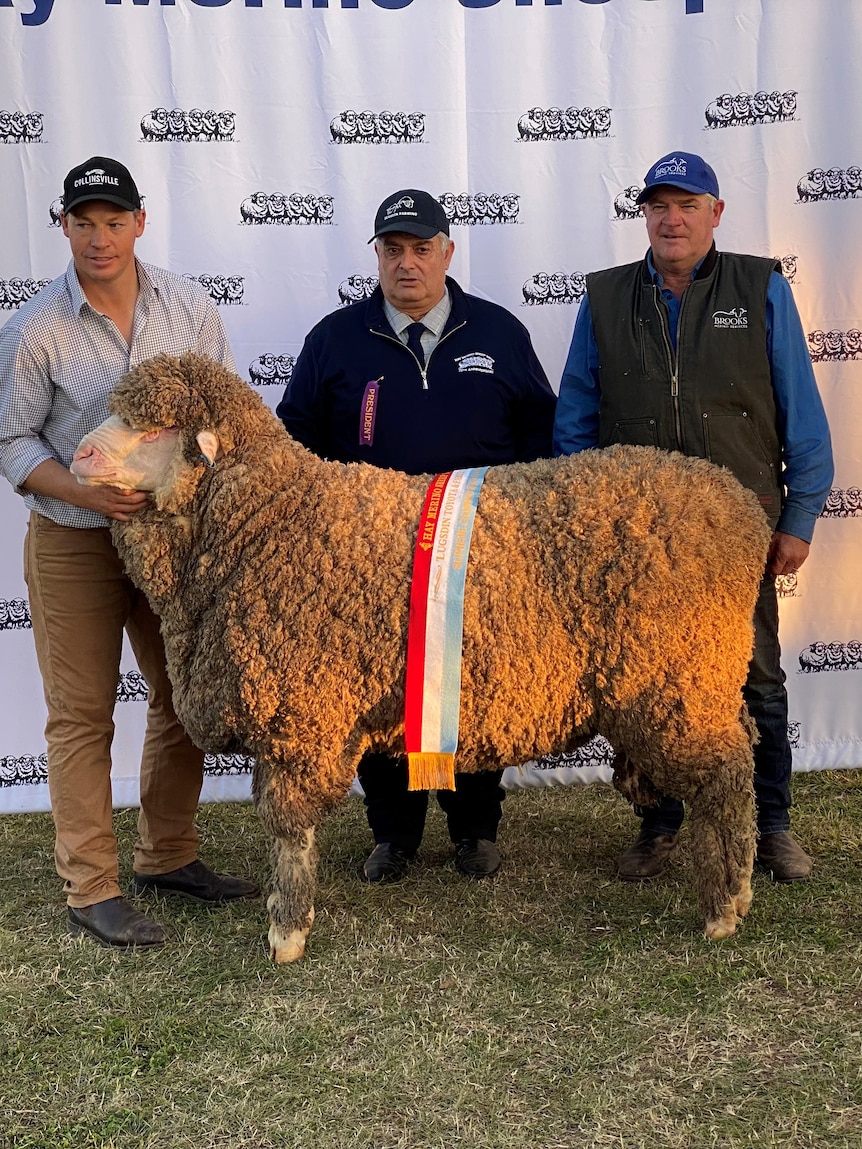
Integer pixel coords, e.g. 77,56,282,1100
62,156,142,215
369,188,450,243
636,151,720,205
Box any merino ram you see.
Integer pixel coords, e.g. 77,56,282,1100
71,353,771,963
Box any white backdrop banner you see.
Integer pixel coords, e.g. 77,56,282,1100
1,0,861,814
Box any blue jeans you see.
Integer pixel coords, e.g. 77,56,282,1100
638,575,792,837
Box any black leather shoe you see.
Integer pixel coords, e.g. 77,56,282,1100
617,827,679,880
454,838,501,879
133,859,260,903
362,843,414,883
68,896,166,948
755,832,813,881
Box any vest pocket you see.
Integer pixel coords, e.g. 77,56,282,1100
602,417,659,448
701,411,777,498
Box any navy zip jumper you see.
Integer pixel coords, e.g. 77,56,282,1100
277,277,556,475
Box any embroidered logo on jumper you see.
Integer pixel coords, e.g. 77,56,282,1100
455,352,495,374
712,307,748,328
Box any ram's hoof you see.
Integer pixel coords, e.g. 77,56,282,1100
267,901,315,963
703,914,740,942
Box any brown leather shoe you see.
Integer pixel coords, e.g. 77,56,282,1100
133,859,260,902
755,832,813,881
68,896,166,948
617,827,679,880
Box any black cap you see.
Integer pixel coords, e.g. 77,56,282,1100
369,188,450,243
62,156,142,215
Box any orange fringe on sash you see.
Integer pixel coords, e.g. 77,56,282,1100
407,751,456,791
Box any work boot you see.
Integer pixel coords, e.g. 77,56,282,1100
617,827,679,880
68,896,166,949
755,832,813,881
134,859,259,902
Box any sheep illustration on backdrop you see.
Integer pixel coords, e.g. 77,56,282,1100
71,354,771,963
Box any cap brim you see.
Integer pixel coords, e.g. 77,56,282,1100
62,192,141,214
636,180,715,205
369,221,443,243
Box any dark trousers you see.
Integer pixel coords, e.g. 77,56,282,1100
639,574,792,838
357,752,505,854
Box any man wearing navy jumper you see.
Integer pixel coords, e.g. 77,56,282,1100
278,188,556,882
553,151,834,882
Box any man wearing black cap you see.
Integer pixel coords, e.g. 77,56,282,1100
277,188,556,882
0,156,258,949
553,150,834,883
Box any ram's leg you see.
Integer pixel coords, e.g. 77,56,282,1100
252,758,320,964
267,827,318,963
686,732,757,940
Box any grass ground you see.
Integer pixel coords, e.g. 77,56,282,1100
1,770,861,1149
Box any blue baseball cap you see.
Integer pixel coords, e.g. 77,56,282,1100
636,151,720,205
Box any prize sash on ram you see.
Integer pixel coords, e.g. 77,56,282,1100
405,467,489,791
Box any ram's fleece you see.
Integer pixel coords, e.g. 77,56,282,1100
71,353,772,962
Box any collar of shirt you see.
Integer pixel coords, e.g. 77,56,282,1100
66,257,157,317
383,289,451,356
646,250,710,351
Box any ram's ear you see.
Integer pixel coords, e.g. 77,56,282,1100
196,430,221,465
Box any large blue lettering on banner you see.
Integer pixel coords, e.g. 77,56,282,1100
8,0,704,28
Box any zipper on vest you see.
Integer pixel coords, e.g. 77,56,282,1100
651,287,684,449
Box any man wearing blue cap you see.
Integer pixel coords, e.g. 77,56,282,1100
553,151,834,882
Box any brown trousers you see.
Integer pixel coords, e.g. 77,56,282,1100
24,513,204,907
